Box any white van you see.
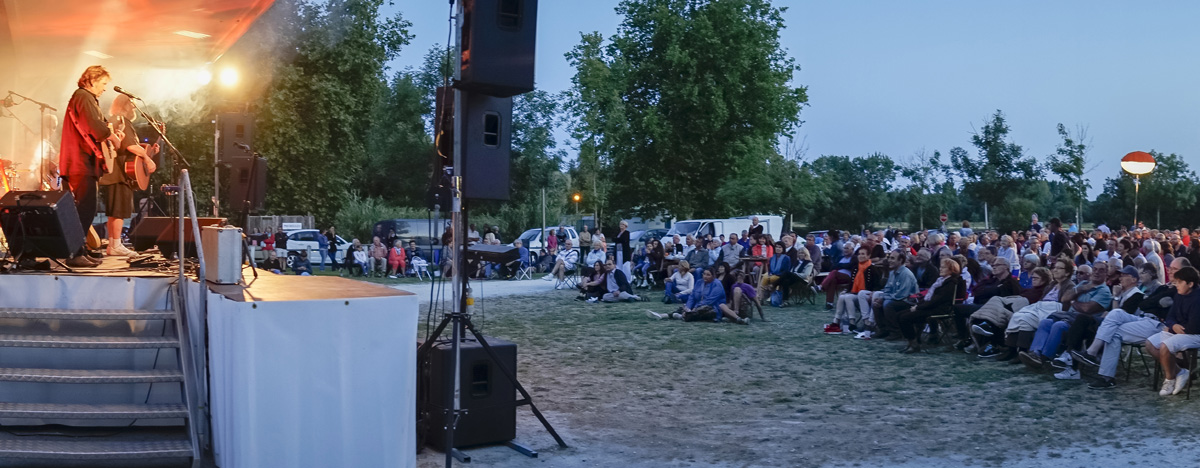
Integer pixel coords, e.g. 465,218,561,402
512,227,579,264
666,215,784,241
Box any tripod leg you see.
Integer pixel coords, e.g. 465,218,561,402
460,316,568,449
241,236,258,280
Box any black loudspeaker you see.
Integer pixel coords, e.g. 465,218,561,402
217,113,255,162
459,0,538,97
228,157,267,213
427,87,454,211
156,218,226,259
462,92,512,200
128,217,175,252
0,190,84,259
418,337,517,448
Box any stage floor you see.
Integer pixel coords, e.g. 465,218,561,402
6,253,177,278
209,267,413,302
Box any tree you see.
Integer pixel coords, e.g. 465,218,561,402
949,110,1043,231
567,0,808,220
1046,123,1091,224
899,150,956,231
806,154,895,230
1139,151,1197,228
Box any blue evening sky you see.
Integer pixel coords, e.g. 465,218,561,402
388,1,1200,198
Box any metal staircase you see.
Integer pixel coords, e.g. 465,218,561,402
0,295,203,466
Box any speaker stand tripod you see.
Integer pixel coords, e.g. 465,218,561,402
416,303,568,461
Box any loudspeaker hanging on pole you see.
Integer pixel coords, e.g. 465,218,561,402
458,0,539,98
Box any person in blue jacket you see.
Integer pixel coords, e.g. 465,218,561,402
647,269,746,324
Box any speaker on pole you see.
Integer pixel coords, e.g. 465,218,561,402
228,156,267,213
461,92,512,201
459,0,538,98
217,113,255,162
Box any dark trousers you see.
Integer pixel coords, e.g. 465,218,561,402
1060,314,1099,355
1005,330,1036,350
822,271,851,303
970,318,1005,347
898,306,944,341
877,300,912,335
952,304,984,339
779,272,800,300
65,175,97,254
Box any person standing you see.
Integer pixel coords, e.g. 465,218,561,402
317,229,331,271
60,65,119,267
326,226,339,271
578,225,592,251
615,221,632,266
100,94,157,257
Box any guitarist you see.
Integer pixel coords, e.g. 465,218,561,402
59,65,120,267
102,94,157,257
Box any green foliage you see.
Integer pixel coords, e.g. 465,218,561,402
334,193,430,241
1046,124,1090,222
1093,151,1197,229
806,153,896,230
949,110,1044,232
898,151,957,231
566,0,808,220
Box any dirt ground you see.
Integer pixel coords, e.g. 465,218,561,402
415,286,1200,468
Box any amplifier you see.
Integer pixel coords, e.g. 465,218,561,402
201,226,243,284
418,336,517,448
0,190,83,259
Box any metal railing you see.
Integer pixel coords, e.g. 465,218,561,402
173,169,210,463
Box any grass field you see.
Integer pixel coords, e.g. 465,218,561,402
415,288,1200,467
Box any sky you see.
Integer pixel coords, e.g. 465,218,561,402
388,1,1200,198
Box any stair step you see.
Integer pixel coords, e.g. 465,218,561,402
0,368,183,384
0,308,175,321
0,334,178,349
0,402,188,419
0,438,192,460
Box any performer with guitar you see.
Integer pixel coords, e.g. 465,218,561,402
60,65,120,267
101,94,157,257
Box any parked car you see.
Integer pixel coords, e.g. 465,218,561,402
278,229,351,268
511,227,579,265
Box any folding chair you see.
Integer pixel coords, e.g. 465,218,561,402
411,258,431,281
1120,342,1152,384
555,258,580,290
923,284,962,346
515,259,532,280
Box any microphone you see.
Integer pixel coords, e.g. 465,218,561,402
113,86,142,101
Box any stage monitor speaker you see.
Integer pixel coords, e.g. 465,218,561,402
156,218,226,259
459,0,539,97
129,217,174,252
0,190,83,259
466,243,519,263
418,336,517,448
461,92,512,200
228,157,267,213
217,113,255,162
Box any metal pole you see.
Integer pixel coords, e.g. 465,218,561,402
984,202,989,231
1134,176,1140,228
445,2,465,465
213,116,220,217
541,188,546,249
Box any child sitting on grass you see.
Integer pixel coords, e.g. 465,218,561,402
723,270,764,321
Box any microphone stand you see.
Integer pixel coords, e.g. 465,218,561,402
6,91,57,190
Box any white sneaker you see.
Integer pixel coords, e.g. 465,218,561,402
555,284,566,290
586,297,598,303
107,242,135,257
1053,368,1081,380
1160,379,1176,396
854,331,873,340
645,310,665,320
542,274,553,281
387,275,397,279
1174,369,1191,395
1051,353,1073,370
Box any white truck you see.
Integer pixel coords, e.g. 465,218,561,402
665,215,784,241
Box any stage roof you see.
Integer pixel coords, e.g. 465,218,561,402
0,0,273,104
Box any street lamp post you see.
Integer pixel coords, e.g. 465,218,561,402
572,193,581,215
1121,151,1156,228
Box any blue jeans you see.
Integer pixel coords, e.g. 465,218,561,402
664,282,687,304
1031,318,1071,358
318,249,329,270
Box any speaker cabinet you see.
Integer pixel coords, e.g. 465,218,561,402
128,216,174,252
459,0,538,97
228,157,267,213
462,92,512,200
418,336,517,448
0,190,84,259
156,218,226,259
217,113,255,162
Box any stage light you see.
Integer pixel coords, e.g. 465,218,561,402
219,68,239,87
197,70,213,86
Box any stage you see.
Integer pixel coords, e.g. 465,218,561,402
0,256,419,468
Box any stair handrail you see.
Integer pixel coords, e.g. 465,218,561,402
175,169,208,464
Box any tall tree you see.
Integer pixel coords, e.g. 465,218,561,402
567,0,808,220
949,110,1043,231
1046,123,1091,224
806,154,896,230
899,150,956,231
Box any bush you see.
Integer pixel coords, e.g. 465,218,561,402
335,193,432,241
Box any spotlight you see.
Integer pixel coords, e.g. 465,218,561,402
197,70,213,86
219,68,239,87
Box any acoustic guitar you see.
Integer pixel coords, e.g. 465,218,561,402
124,150,152,190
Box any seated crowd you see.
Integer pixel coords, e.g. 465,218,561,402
812,216,1200,395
